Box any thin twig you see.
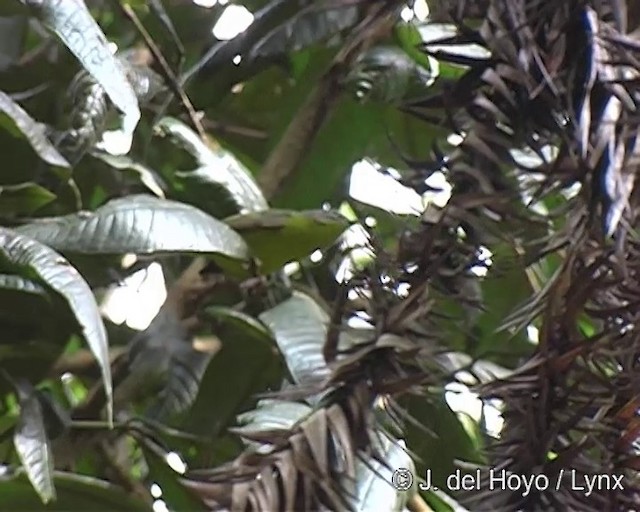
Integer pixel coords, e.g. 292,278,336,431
116,1,207,139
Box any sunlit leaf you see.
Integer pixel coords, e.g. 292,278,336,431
0,228,112,422
15,195,249,260
258,291,330,389
13,380,55,504
0,91,69,167
22,0,140,135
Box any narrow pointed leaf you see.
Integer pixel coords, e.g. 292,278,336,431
185,306,282,439
13,380,56,504
0,228,112,422
15,195,249,260
22,0,140,135
0,91,69,167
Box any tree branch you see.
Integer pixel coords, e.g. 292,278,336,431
257,2,400,200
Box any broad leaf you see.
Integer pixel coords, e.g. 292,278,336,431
13,380,55,504
154,117,267,214
224,208,349,274
0,228,112,421
185,307,282,440
16,195,249,260
0,91,69,167
401,394,483,491
22,0,140,135
258,291,330,390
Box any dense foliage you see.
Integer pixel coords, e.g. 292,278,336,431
2,1,640,511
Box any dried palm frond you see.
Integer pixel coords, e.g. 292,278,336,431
401,1,640,509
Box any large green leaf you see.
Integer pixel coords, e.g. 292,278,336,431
22,0,140,135
0,91,69,168
258,291,330,389
0,472,150,511
224,208,349,274
16,195,249,260
13,380,55,504
184,307,282,441
0,228,112,421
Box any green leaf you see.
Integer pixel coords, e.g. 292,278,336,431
393,21,434,72
224,208,349,274
0,183,56,216
258,291,330,389
0,228,112,423
184,307,282,440
13,380,56,504
15,195,249,260
0,91,69,168
23,0,140,135
0,472,150,511
401,394,482,491
154,117,268,214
